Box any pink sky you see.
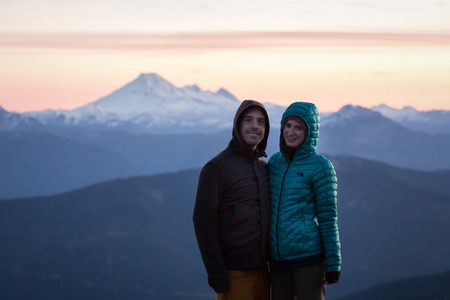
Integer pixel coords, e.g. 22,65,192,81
1,1,450,113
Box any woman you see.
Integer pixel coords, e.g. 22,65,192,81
268,102,341,300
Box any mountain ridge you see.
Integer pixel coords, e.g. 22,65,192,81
371,103,450,134
2,73,448,135
1,156,449,299
2,73,450,199
318,105,450,171
0,130,136,199
22,73,267,134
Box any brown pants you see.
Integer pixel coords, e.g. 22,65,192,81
216,267,270,300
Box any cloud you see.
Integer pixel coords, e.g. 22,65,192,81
198,2,213,10
347,71,396,77
1,31,449,52
345,1,389,11
434,1,447,8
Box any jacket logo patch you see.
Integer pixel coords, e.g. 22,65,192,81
296,172,304,176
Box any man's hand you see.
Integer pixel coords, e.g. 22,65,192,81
209,277,230,293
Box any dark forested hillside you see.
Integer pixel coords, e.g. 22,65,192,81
337,270,450,300
0,131,136,199
0,169,209,300
1,157,449,299
329,156,450,298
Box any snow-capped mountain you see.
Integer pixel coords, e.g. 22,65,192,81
321,104,385,127
371,104,420,121
319,104,450,171
0,105,43,132
370,104,450,135
24,73,285,134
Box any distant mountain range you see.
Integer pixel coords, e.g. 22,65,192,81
1,73,450,199
2,73,450,135
371,104,450,135
330,156,450,298
1,74,449,300
319,105,450,171
0,130,136,199
0,170,207,300
0,106,44,131
21,73,286,134
1,156,449,300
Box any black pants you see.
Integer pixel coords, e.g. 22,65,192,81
270,262,325,300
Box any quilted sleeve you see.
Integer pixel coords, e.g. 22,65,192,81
313,158,341,272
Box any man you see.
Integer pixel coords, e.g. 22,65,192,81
193,100,271,300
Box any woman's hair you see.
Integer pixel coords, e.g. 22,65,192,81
282,115,307,131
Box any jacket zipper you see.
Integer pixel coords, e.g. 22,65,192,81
276,159,290,261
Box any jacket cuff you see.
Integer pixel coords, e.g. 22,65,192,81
208,276,230,293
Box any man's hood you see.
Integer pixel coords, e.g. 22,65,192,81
230,100,270,157
280,102,320,154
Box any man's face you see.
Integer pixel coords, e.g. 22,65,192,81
239,108,266,149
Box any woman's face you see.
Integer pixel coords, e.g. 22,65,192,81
283,119,306,148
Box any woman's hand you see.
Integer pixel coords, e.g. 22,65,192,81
324,271,340,285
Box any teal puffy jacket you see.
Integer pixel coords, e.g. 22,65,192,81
268,102,341,272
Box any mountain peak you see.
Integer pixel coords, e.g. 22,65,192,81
138,72,168,83
19,73,286,134
184,84,201,92
29,73,248,133
134,73,178,94
0,107,44,132
402,106,418,113
338,104,380,117
370,104,420,122
216,88,238,102
322,104,382,127
372,104,418,113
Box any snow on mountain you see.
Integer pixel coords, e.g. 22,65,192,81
0,105,43,132
84,73,239,117
371,104,422,122
318,104,450,171
321,104,384,127
23,73,236,132
23,73,286,134
320,104,450,135
371,104,450,135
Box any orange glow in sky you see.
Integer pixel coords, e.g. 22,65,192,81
1,1,450,113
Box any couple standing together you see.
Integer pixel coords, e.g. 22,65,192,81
193,100,341,300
